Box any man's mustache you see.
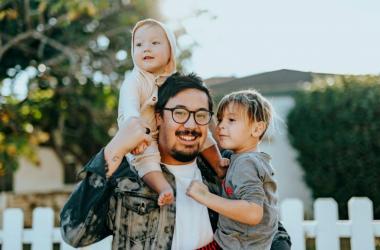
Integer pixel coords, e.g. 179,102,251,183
175,130,202,137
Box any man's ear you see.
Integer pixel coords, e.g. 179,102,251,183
155,112,163,127
251,121,266,138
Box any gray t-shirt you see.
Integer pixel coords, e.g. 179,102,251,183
215,151,279,250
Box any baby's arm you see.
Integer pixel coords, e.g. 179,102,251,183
118,73,142,126
186,181,263,225
118,73,150,153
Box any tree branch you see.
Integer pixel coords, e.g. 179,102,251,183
24,0,32,30
0,30,34,60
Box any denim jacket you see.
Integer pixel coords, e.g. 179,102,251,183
60,149,291,250
60,149,221,249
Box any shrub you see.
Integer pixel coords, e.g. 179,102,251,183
287,76,380,218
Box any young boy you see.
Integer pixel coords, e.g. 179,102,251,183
187,90,278,249
118,19,227,206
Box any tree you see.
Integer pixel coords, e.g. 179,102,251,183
287,75,380,218
0,0,192,185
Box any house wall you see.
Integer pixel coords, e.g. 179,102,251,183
260,96,313,212
14,147,64,193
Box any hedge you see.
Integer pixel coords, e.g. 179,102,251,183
287,76,380,219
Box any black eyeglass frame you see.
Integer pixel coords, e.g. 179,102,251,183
162,107,214,125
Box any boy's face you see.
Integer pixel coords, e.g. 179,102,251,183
216,103,259,153
133,24,171,75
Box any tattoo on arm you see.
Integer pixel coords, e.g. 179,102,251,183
112,155,120,163
105,155,121,178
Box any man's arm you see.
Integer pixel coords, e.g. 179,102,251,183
60,149,114,247
105,116,152,177
60,117,152,247
271,221,292,250
187,181,263,225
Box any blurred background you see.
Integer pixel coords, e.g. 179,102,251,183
0,0,379,247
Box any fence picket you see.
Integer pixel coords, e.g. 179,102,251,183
281,199,305,250
348,197,375,250
31,207,54,250
0,198,379,249
315,198,339,250
3,208,23,250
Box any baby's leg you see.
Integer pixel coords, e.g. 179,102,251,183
142,171,174,206
133,140,174,206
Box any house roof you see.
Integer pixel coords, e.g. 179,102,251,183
204,76,236,86
207,69,334,97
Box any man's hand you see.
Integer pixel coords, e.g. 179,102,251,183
116,117,152,154
186,180,210,205
131,141,149,155
104,117,152,177
218,157,230,177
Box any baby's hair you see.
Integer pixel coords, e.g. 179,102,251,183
132,18,162,34
217,89,272,140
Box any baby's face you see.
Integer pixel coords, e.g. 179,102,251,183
133,24,171,75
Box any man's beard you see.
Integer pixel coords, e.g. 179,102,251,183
171,148,199,162
171,129,202,162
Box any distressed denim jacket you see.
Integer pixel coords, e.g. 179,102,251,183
60,149,221,250
60,149,291,250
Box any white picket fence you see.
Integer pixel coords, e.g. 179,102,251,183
0,197,379,250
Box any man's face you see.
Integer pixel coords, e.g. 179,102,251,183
157,88,210,165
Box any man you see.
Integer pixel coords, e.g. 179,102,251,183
60,73,291,249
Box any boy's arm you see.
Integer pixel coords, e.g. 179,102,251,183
187,181,263,225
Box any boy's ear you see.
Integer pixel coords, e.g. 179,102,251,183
251,121,266,138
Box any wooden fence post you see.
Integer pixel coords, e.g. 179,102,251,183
314,198,339,250
3,208,23,250
348,197,375,250
32,207,54,250
281,199,305,250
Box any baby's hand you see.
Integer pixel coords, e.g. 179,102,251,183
131,141,149,155
186,180,210,204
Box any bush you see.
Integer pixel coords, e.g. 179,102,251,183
287,76,380,219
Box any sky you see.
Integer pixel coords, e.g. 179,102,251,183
160,0,380,78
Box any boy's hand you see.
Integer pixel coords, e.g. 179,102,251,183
186,180,210,204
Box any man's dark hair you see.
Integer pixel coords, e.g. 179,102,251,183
155,72,213,114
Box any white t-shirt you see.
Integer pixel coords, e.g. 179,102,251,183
164,161,214,250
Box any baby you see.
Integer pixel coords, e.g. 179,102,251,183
118,19,227,206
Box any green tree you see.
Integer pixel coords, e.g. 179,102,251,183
287,76,380,218
0,0,192,185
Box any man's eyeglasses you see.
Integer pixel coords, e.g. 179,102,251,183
162,107,214,125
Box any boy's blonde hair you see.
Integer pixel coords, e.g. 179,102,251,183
216,89,272,140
